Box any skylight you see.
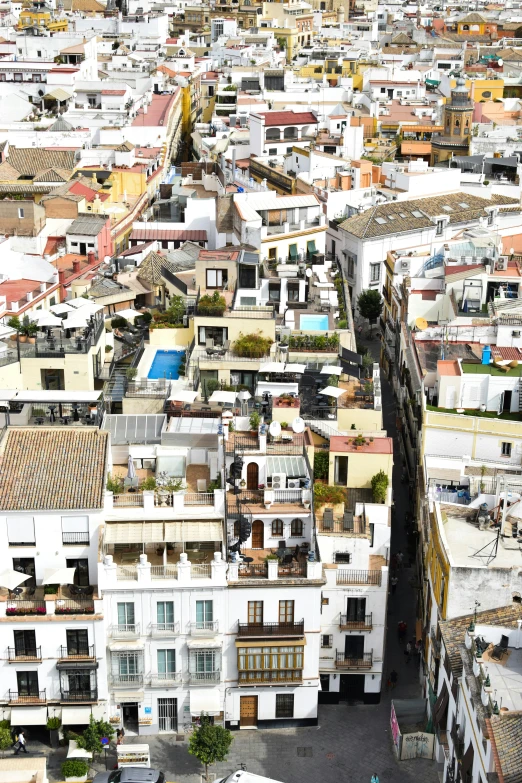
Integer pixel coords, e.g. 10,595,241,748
442,205,453,212
459,202,470,209
375,217,387,224
412,210,424,218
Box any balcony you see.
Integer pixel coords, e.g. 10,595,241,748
9,690,46,704
317,517,367,536
335,651,373,669
238,672,303,685
62,532,90,546
8,647,42,662
109,624,141,638
150,622,180,637
148,672,182,687
189,621,219,636
339,614,373,631
60,689,98,702
237,621,304,638
58,645,95,661
336,570,382,586
187,671,221,685
109,674,144,687
55,599,95,615
6,600,46,616
430,625,441,658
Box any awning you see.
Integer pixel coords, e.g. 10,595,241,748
320,365,342,375
57,660,98,670
45,86,73,101
307,240,316,254
11,706,47,726
168,390,198,403
289,245,298,259
284,364,306,374
113,692,144,703
266,455,306,477
190,689,221,717
426,78,440,86
164,521,223,541
186,639,222,649
62,706,93,726
105,521,164,544
319,385,346,398
433,681,449,726
109,641,144,651
209,390,237,404
259,362,285,373
340,347,363,365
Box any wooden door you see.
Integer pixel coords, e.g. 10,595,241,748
240,695,258,727
251,520,264,549
247,462,259,490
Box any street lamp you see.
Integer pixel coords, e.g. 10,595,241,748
468,599,481,632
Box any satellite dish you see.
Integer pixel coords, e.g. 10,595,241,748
269,420,281,437
292,416,305,434
498,58,503,67
306,268,312,278
415,317,428,330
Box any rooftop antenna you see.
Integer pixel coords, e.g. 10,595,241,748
470,527,500,566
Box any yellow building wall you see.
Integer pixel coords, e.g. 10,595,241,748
336,407,383,431
149,324,195,348
20,351,98,391
427,507,451,619
109,169,146,200
448,77,504,102
194,315,276,343
261,227,327,263
0,360,23,389
327,450,393,489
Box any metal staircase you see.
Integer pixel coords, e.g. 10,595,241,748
304,419,348,440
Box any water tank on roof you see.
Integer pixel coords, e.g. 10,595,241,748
482,345,492,365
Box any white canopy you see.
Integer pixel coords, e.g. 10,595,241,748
114,308,140,323
0,569,30,591
318,386,346,399
259,362,285,373
285,364,306,374
168,389,198,403
64,313,90,329
50,303,74,315
209,390,237,404
33,312,63,326
320,365,342,376
69,299,104,313
11,706,47,726
42,567,77,585
190,689,221,717
13,390,102,403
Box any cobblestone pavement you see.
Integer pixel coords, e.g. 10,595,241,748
40,338,438,783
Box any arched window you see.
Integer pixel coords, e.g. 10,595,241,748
272,518,283,536
284,126,298,140
291,518,304,536
482,91,491,98
266,128,280,140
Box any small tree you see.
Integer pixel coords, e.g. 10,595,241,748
188,717,233,782
75,715,114,755
0,727,12,758
357,289,383,335
371,470,389,504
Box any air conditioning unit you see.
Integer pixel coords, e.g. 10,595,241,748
400,260,410,271
143,459,155,470
496,256,509,271
183,314,189,327
272,472,286,490
287,478,300,489
513,331,521,338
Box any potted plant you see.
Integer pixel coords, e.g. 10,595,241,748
249,410,261,434
352,435,367,449
280,421,288,429
47,716,61,749
7,315,20,340
62,760,89,783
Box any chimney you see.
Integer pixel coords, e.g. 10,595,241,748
73,259,81,274
87,250,95,265
58,269,66,301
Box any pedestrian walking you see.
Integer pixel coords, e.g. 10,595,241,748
390,576,398,595
116,728,125,745
398,620,407,641
404,641,412,663
388,670,398,690
371,773,380,783
14,730,28,755
396,550,404,570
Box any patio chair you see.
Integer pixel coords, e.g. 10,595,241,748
323,508,334,530
491,634,509,660
223,340,230,350
342,510,354,531
278,540,286,549
205,338,214,350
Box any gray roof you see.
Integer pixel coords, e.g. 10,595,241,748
66,214,108,236
103,414,166,444
48,116,74,132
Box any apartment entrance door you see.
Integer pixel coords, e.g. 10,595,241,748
251,520,264,549
240,695,258,728
247,462,259,490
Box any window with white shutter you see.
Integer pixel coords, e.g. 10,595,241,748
7,517,35,546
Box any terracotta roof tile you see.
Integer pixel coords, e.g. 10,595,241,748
0,428,108,510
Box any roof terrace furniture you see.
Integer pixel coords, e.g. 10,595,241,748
491,634,509,661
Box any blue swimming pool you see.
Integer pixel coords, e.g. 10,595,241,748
147,349,184,379
300,314,329,331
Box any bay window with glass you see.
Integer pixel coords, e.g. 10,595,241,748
237,644,304,684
